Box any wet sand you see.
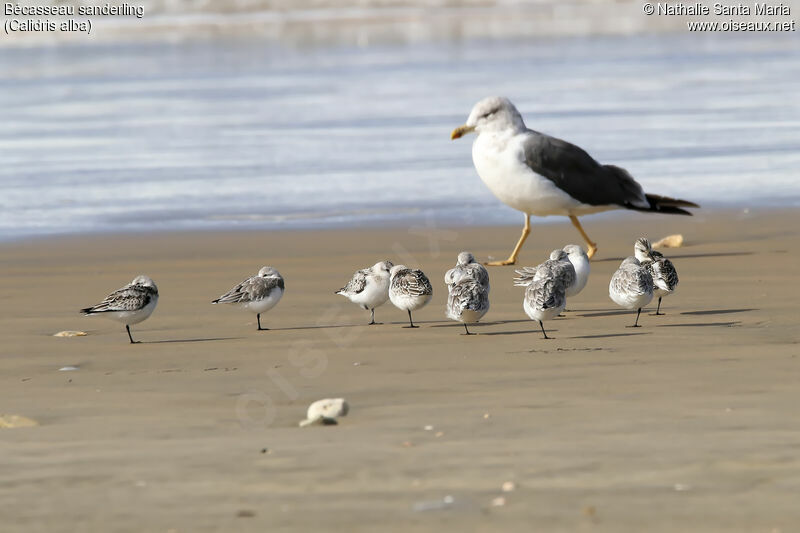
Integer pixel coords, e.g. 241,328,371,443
1,208,798,532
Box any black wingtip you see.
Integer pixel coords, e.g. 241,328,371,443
79,307,93,315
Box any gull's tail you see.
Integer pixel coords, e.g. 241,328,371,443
635,193,700,216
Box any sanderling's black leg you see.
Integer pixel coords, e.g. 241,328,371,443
627,308,643,328
403,310,418,328
463,323,474,335
539,320,551,339
368,308,376,325
126,325,139,344
655,297,664,315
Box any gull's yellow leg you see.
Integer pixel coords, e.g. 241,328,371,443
569,215,598,259
486,214,530,266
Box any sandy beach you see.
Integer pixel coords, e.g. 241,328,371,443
1,208,799,532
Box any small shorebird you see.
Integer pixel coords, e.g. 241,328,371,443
451,96,698,264
446,277,490,335
609,257,654,327
389,265,433,328
444,251,490,291
513,249,576,292
212,266,284,330
335,260,393,325
634,238,679,315
562,244,590,298
522,275,567,339
80,275,159,344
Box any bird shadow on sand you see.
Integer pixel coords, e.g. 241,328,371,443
656,321,741,328
481,329,541,337
680,308,756,316
570,332,650,339
577,310,638,318
144,337,242,344
592,251,754,263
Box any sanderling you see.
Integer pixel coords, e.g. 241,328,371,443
80,275,159,344
444,251,490,291
562,244,590,298
335,260,393,325
389,265,433,328
446,276,490,335
609,256,654,327
513,249,576,291
634,237,679,315
522,275,567,339
212,266,284,330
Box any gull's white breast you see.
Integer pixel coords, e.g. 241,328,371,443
472,132,613,217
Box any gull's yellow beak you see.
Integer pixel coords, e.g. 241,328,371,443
450,125,475,140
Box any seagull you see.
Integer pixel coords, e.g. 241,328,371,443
335,260,393,325
444,251,490,291
609,257,654,327
634,238,679,315
451,96,699,264
446,277,490,335
212,266,284,330
389,265,433,328
80,275,159,344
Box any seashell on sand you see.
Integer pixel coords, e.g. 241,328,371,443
53,331,88,337
0,414,39,429
652,234,684,249
299,398,349,427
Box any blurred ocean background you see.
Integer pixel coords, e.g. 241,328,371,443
1,1,799,240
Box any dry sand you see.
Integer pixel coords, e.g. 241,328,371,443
1,208,798,532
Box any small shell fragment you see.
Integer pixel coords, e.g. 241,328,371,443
652,234,684,249
299,398,349,427
54,331,88,337
0,414,39,429
501,481,516,492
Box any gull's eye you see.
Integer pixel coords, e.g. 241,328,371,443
479,107,500,120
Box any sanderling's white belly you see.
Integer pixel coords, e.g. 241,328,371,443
348,281,390,310
243,288,283,314
103,298,158,325
390,292,431,312
609,287,652,310
523,297,564,323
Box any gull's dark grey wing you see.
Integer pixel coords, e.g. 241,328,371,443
523,131,698,214
522,130,648,209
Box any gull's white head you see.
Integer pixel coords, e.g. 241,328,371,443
258,266,282,278
456,251,476,266
451,97,526,139
372,260,393,274
131,275,157,291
